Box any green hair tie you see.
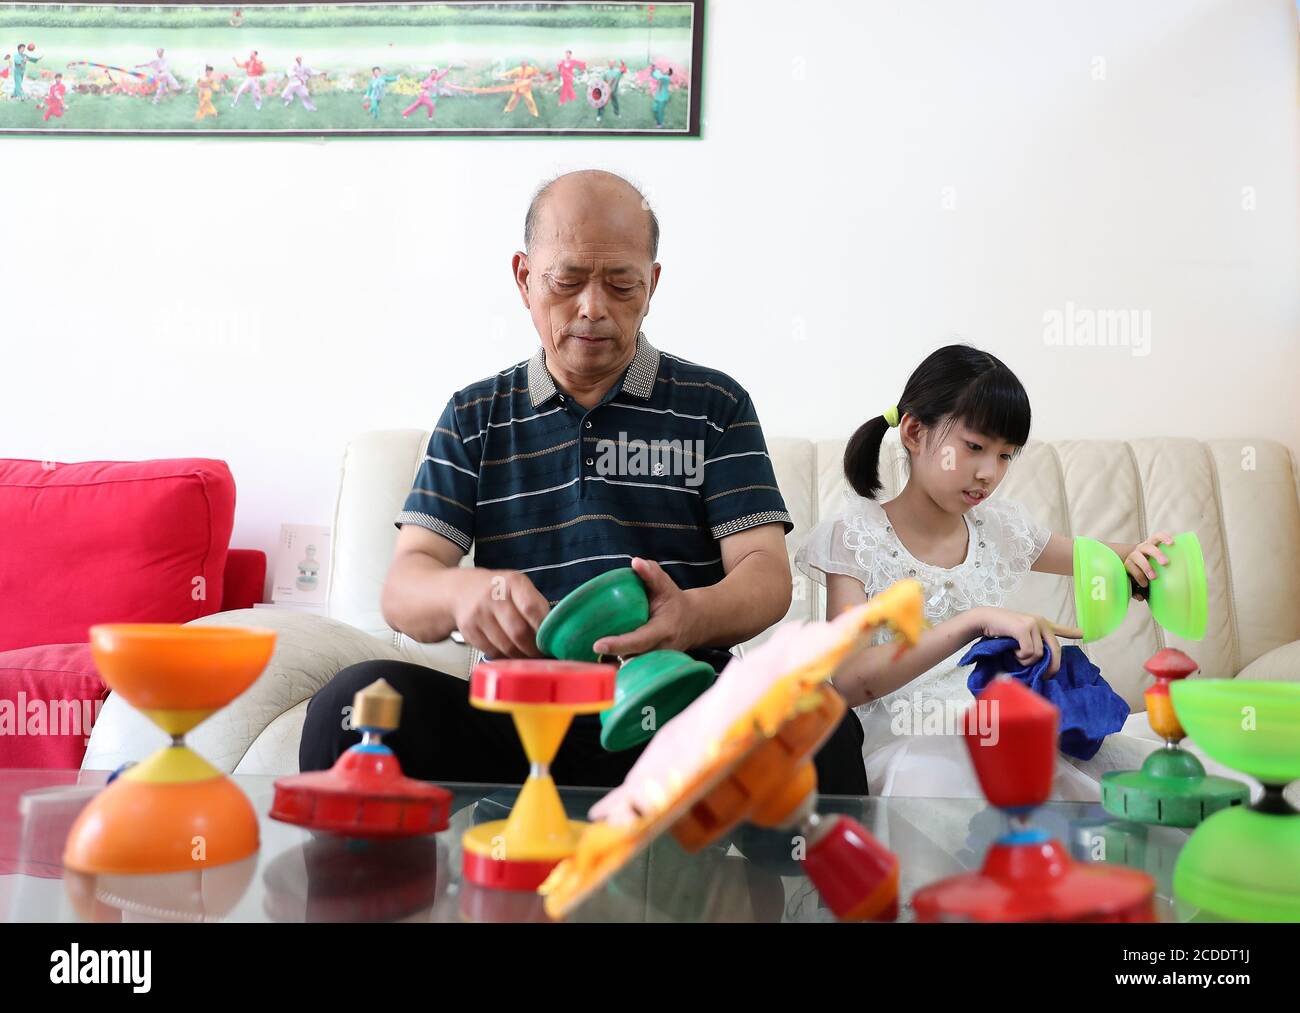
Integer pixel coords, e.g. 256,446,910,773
883,405,900,428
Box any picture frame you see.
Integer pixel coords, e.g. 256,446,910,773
0,0,703,136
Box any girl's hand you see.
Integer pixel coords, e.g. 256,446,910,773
1125,531,1174,591
969,607,1083,677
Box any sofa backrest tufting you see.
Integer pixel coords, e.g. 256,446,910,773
324,431,1300,708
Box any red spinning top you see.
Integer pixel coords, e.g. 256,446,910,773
963,673,1058,810
912,677,1156,922
1143,647,1198,741
803,814,899,921
271,679,451,838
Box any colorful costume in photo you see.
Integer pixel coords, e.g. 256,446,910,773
402,68,447,119
68,60,147,83
557,56,586,105
195,72,221,121
446,64,547,118
231,54,264,109
365,74,398,119
13,49,40,100
103,70,143,97
651,67,672,126
502,64,542,117
596,63,626,120
39,78,66,121
282,59,319,111
141,54,180,104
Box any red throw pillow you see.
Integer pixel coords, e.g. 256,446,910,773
0,458,236,653
0,642,108,769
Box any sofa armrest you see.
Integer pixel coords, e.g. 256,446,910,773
81,608,406,774
221,549,267,611
1236,640,1300,682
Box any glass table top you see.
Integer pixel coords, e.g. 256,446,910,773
0,768,1198,923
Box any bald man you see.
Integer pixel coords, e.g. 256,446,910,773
300,170,869,794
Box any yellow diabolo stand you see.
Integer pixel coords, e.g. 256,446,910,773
460,659,616,891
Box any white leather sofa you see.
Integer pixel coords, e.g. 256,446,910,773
83,431,1300,777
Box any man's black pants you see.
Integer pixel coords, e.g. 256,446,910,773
299,659,869,795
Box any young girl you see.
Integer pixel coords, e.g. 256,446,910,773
796,345,1174,799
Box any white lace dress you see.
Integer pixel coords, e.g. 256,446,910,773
795,494,1112,801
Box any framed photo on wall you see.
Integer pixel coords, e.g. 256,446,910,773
0,0,703,136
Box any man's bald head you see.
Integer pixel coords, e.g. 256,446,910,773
524,169,660,262
513,170,663,399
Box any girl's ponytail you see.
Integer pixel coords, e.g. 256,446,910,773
843,414,892,499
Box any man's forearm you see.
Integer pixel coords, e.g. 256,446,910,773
380,553,460,643
681,549,792,650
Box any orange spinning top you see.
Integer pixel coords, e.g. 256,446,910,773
461,659,616,891
63,624,275,875
540,581,927,922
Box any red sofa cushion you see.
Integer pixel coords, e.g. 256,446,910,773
222,548,267,612
0,643,108,770
0,458,236,653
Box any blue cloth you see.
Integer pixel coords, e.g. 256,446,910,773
960,637,1130,761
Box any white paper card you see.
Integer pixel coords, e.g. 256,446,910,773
272,524,331,605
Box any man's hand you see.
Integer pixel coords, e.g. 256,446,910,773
381,525,549,657
452,568,551,659
592,557,695,657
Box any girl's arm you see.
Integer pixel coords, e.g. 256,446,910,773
1033,531,1175,592
826,574,982,706
825,573,1081,708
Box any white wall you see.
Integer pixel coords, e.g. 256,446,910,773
4,0,1297,574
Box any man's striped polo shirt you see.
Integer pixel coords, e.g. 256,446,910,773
395,332,793,630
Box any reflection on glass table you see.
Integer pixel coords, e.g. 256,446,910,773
0,770,1204,923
